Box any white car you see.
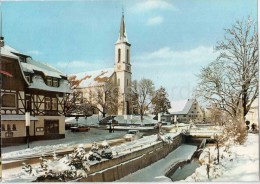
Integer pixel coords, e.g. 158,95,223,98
124,130,142,141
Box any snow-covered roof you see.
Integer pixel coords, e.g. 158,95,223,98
21,58,64,79
0,45,19,59
168,99,195,115
2,45,66,78
70,68,114,88
29,75,71,93
2,44,71,93
1,114,38,121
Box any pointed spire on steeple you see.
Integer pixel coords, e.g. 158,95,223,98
117,9,129,44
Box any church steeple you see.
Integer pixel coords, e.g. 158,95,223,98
117,10,129,44
114,11,132,115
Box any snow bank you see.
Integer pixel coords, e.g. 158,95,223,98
184,133,259,182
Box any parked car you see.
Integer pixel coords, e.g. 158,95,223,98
70,124,90,132
124,130,143,141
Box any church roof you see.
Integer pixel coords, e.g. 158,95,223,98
169,99,195,115
69,68,114,88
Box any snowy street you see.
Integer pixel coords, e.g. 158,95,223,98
2,128,127,162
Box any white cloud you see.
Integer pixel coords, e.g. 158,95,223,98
133,0,176,12
54,60,109,74
27,50,42,55
133,46,218,67
146,16,164,26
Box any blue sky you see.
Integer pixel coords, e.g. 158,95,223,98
2,0,257,101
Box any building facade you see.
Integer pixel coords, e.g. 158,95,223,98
161,99,204,123
245,98,259,126
1,43,71,146
69,14,132,116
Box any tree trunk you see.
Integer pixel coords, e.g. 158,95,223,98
102,112,106,118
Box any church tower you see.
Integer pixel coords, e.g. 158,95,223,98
114,12,132,115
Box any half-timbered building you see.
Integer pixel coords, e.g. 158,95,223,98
1,43,71,146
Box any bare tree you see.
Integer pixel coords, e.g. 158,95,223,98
65,76,95,117
196,17,258,120
132,78,155,121
94,82,118,117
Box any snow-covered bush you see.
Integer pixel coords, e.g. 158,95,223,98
23,144,90,182
87,142,102,161
100,140,113,159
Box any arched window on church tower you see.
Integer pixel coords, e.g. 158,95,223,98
127,49,129,63
127,79,129,86
118,49,121,63
118,79,120,86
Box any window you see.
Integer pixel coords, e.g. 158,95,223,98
53,78,58,87
25,76,31,83
19,56,26,63
118,49,121,63
126,49,130,63
52,98,57,110
25,95,31,111
12,124,17,131
7,124,11,131
1,124,5,131
127,79,129,86
5,131,13,137
45,97,51,110
47,77,52,86
118,79,120,86
2,93,16,108
183,115,186,117
44,120,59,134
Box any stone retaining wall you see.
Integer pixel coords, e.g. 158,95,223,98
79,134,185,182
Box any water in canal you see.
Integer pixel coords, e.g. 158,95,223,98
169,159,200,181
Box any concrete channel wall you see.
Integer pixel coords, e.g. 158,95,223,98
79,134,185,182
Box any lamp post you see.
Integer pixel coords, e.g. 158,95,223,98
25,112,30,148
75,115,79,127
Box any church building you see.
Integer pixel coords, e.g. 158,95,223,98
69,13,132,116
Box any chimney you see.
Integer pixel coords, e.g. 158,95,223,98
0,36,4,47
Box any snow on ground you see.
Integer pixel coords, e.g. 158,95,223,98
114,114,157,124
184,133,259,182
2,128,126,160
2,132,181,182
65,115,101,126
117,144,197,182
110,125,155,130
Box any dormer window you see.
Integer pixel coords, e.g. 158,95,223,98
46,77,59,87
19,56,26,63
25,76,31,83
53,78,58,87
47,77,52,86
